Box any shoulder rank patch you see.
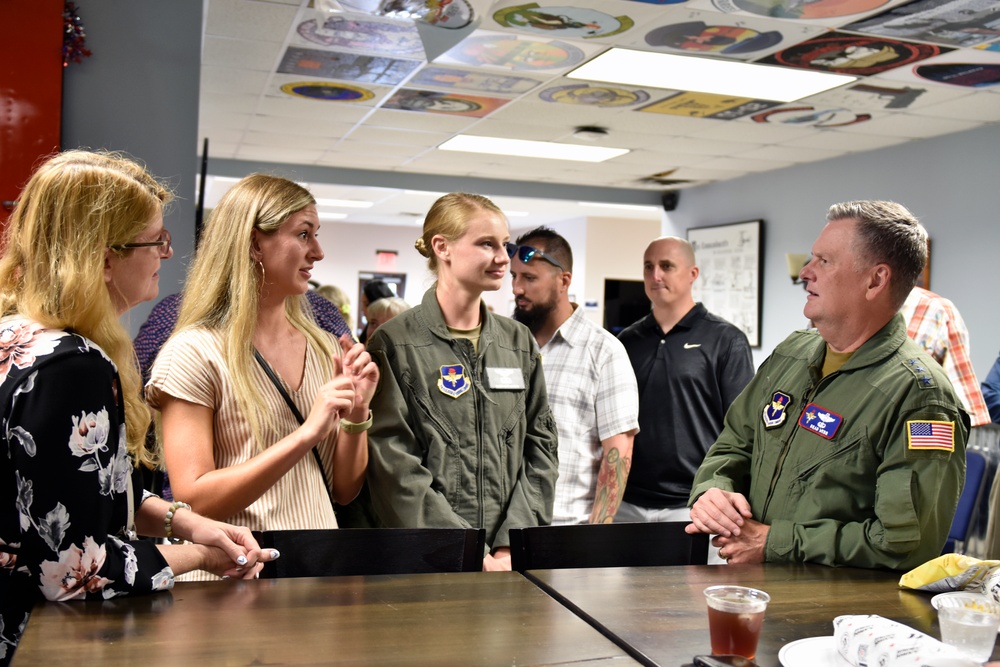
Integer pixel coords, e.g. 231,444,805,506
798,402,843,440
906,420,954,452
438,364,470,398
903,358,937,389
762,391,792,429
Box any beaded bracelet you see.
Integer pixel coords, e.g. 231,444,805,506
341,411,373,434
165,501,192,539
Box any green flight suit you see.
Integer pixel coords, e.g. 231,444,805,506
690,314,969,570
365,287,559,550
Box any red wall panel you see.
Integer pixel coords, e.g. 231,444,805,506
1,0,64,226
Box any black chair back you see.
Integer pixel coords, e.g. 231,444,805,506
252,527,485,578
509,522,709,572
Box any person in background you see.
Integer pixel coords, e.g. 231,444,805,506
146,175,377,580
615,237,754,525
136,291,352,387
687,200,968,570
0,151,274,665
359,280,394,344
314,283,352,324
983,351,1000,424
900,286,991,427
510,226,638,524
364,296,410,339
364,193,559,571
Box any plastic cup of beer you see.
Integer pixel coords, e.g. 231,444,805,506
704,585,770,659
938,595,1000,663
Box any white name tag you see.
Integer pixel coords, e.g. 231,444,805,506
486,367,525,390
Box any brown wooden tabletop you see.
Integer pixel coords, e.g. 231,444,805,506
13,571,638,666
526,564,998,667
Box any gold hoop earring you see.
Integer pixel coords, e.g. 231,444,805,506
257,259,266,284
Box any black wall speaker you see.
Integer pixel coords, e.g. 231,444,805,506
661,191,680,211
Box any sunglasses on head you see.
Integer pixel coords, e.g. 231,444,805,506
505,242,564,270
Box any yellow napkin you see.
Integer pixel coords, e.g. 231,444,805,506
834,615,979,667
899,554,1000,599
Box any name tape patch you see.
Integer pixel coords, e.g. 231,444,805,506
798,403,844,440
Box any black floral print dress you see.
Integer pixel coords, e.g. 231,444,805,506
0,317,173,665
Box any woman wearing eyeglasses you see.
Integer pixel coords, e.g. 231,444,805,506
0,151,275,665
362,193,558,571
145,175,377,578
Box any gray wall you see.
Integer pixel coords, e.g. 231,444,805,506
666,123,1000,378
61,0,202,333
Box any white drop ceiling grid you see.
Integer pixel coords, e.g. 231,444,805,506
199,0,1000,224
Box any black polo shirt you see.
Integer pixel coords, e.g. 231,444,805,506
618,303,754,509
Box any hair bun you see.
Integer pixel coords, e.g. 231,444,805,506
414,237,430,257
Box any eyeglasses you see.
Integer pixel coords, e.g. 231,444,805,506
111,229,171,257
505,242,564,270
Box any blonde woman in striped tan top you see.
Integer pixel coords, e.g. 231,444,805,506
146,175,377,556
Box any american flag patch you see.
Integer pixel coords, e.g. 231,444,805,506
906,420,955,452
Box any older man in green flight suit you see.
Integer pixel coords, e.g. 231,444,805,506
686,200,969,570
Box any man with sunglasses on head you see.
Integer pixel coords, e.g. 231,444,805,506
615,236,753,531
510,228,639,524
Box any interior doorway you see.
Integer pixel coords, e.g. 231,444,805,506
357,271,407,337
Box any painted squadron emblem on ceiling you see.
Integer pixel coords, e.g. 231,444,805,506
410,66,541,94
759,33,951,76
538,83,650,106
280,82,376,102
645,22,783,55
383,89,510,116
915,62,1000,87
492,4,634,39
296,16,425,56
440,34,587,71
712,0,889,20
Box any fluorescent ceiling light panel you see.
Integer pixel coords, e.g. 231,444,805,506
318,212,349,220
439,135,629,162
568,48,856,103
314,198,374,208
403,189,448,197
579,202,660,212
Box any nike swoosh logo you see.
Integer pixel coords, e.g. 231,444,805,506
684,343,702,349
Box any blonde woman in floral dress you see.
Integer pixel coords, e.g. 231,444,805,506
0,151,275,666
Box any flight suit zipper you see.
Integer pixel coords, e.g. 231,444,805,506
456,338,485,532
760,370,839,518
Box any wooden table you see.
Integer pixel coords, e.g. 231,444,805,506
14,571,638,666
526,564,995,667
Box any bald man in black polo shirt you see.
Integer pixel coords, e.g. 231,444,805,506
615,236,753,525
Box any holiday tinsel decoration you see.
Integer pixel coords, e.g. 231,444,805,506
63,1,92,67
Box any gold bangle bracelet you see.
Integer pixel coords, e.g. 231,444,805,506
341,411,373,434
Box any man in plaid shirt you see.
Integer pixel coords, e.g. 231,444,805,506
901,286,990,426
511,227,639,524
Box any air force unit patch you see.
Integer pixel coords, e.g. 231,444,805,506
798,402,843,440
438,364,470,398
762,391,792,429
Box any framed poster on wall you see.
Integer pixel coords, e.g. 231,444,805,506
687,220,763,347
